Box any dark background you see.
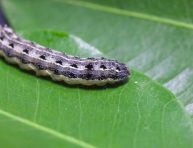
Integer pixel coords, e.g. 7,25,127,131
0,3,9,25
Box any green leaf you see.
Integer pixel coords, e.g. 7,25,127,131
1,0,193,147
3,0,193,107
0,30,193,148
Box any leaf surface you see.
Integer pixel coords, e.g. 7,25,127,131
3,0,193,107
1,0,193,147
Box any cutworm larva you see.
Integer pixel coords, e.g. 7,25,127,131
0,25,130,86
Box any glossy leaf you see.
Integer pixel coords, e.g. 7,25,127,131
3,0,193,107
1,0,193,147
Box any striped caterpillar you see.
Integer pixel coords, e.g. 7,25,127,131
0,25,130,86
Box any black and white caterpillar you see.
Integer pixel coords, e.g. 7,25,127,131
0,25,130,86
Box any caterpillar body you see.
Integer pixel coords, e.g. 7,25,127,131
0,25,130,86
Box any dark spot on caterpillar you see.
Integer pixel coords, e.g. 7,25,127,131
85,73,92,80
23,49,29,54
21,58,28,64
0,36,3,41
85,63,93,70
62,71,76,78
35,63,45,70
54,69,59,74
70,64,78,68
69,73,76,78
49,67,60,74
9,43,14,48
116,66,120,71
98,75,106,80
111,74,118,79
73,56,80,59
56,60,63,65
39,55,46,60
6,49,13,57
111,62,116,66
80,73,92,80
100,65,106,69
20,56,29,64
87,57,95,60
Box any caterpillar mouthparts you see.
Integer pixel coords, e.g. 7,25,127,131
0,25,130,86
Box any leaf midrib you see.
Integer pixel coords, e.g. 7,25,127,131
56,0,193,30
0,109,96,148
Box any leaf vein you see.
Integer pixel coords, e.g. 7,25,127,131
57,0,193,30
0,109,97,148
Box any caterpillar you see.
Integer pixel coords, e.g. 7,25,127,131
0,25,130,86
